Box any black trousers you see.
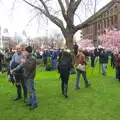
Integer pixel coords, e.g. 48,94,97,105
43,58,47,65
117,66,120,81
60,69,70,95
75,51,78,56
91,59,95,68
14,74,27,98
111,59,114,67
60,69,70,85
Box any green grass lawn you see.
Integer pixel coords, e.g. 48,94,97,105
0,61,120,120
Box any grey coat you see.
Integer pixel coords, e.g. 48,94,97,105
14,54,36,79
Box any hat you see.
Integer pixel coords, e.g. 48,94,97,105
64,49,71,53
25,46,32,53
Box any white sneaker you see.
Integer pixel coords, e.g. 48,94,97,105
0,72,2,75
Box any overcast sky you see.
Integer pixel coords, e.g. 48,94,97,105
0,0,111,38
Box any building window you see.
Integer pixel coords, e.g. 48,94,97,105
114,25,118,29
86,28,88,34
107,18,109,27
98,23,100,30
111,16,114,25
107,11,109,16
114,6,118,13
88,27,90,34
91,27,92,33
110,8,113,15
104,19,106,28
89,35,92,39
114,15,118,24
101,21,103,29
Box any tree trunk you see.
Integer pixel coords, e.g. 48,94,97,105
64,31,75,66
65,32,74,50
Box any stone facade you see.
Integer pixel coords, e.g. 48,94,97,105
82,1,120,40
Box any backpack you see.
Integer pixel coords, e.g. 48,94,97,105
46,65,52,71
58,57,71,69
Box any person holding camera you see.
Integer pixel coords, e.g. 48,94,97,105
75,50,91,90
11,46,38,110
10,45,28,102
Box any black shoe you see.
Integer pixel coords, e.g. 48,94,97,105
75,87,80,90
24,98,28,103
64,95,68,98
26,103,31,106
29,105,38,110
13,96,22,101
86,83,91,88
64,85,68,98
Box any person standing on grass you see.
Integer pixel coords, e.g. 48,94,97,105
115,51,120,82
0,52,3,75
43,49,48,66
90,50,95,68
114,53,119,80
58,50,72,98
12,46,38,110
75,49,91,90
74,42,78,56
10,45,28,103
99,49,108,76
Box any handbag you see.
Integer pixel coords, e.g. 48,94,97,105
77,64,86,71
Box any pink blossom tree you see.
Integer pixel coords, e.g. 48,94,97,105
98,29,120,53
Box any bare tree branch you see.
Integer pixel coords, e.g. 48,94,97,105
73,0,82,13
44,39,51,47
81,0,92,15
65,0,69,9
58,0,67,21
26,13,40,27
75,13,82,23
94,0,97,13
23,0,65,30
39,0,50,14
12,0,17,10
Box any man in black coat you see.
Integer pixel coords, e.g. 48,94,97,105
0,52,3,74
99,49,108,76
74,42,78,56
90,51,95,68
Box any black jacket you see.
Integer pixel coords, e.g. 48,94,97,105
99,51,108,64
58,56,72,71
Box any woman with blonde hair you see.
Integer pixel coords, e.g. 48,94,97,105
75,49,91,89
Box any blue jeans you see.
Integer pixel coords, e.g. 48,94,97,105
101,64,107,75
26,79,37,106
52,59,57,70
76,70,89,88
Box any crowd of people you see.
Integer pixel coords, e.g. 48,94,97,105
0,42,120,110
